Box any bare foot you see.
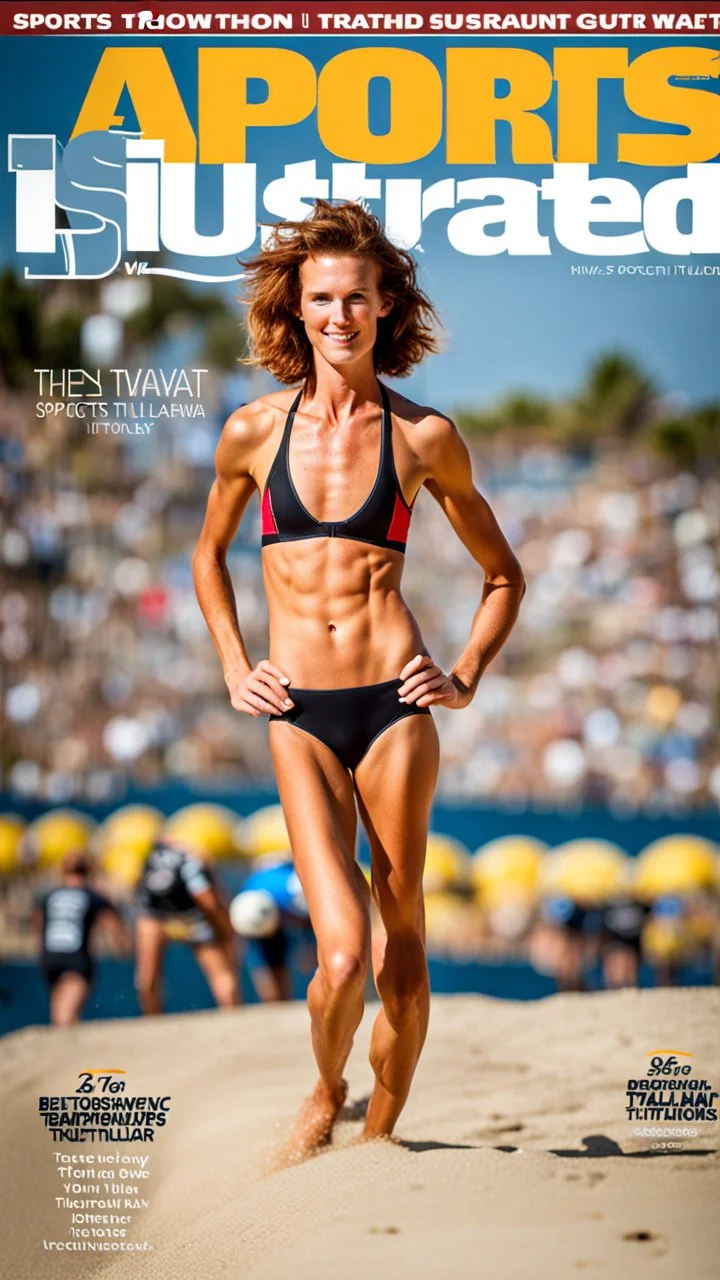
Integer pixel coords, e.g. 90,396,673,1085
346,1132,403,1149
271,1079,348,1170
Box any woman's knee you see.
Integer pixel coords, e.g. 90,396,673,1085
320,942,370,994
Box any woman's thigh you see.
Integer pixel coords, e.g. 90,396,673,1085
353,714,440,929
269,722,368,956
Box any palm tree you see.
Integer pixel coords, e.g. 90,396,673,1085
455,391,551,437
573,352,657,437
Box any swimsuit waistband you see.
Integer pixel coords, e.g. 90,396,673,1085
282,678,402,697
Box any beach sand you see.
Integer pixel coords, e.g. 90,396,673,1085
1,988,718,1280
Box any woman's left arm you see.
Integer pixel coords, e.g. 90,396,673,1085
399,416,525,710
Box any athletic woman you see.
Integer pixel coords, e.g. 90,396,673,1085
193,201,525,1155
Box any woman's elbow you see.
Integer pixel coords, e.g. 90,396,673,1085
486,555,526,597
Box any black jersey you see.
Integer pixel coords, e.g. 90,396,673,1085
137,843,213,916
602,899,652,950
38,887,112,964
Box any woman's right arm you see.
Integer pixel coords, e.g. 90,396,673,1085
192,407,293,718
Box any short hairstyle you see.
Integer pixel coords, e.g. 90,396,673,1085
240,200,440,387
61,851,92,877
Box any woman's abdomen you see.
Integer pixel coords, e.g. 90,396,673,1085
263,540,425,688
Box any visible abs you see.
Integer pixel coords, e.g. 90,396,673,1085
263,542,424,688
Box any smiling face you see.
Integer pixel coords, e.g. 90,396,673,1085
297,254,393,376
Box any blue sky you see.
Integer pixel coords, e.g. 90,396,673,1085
1,33,719,410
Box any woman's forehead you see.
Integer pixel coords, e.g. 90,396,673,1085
299,254,381,290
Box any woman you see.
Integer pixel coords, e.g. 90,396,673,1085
193,200,525,1154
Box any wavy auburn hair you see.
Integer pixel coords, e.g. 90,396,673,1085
240,201,440,387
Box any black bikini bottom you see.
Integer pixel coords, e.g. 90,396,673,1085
272,678,432,772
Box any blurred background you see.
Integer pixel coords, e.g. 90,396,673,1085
1,268,719,1031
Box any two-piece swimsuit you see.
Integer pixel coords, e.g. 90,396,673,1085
260,382,431,772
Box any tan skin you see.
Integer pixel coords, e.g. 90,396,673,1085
193,253,525,1153
135,877,240,1016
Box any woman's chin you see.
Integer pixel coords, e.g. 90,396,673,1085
319,343,369,370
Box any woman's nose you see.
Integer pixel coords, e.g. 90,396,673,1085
329,300,350,324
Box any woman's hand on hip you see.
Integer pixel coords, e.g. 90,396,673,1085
397,654,473,710
224,659,294,717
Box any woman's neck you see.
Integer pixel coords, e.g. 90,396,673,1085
307,357,382,425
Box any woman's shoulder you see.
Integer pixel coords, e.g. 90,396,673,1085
219,388,302,453
384,385,459,455
223,388,301,436
215,389,301,478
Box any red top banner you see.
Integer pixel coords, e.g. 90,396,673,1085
1,2,719,37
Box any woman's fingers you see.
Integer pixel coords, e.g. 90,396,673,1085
398,663,443,700
402,675,450,704
227,659,294,717
259,660,291,687
250,670,294,712
231,696,260,717
416,681,455,707
398,653,431,683
242,687,286,717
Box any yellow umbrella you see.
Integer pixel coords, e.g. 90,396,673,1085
424,890,466,934
242,804,291,857
480,878,537,911
634,835,719,899
164,804,239,860
101,844,146,889
0,814,26,874
424,891,484,953
23,809,95,868
471,835,547,897
424,833,471,893
541,839,628,904
97,805,164,858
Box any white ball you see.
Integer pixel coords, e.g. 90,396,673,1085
230,890,281,938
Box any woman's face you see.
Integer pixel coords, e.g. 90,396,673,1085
297,254,392,374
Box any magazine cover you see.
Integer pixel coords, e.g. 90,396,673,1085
1,1,719,1276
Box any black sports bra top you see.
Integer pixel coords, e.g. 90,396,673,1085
261,384,413,554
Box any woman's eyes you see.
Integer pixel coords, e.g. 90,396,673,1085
312,294,366,303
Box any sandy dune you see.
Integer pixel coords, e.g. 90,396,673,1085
1,989,718,1280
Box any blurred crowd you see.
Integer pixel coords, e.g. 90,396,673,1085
1,281,718,813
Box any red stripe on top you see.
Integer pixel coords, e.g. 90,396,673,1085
386,492,411,546
261,488,278,536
